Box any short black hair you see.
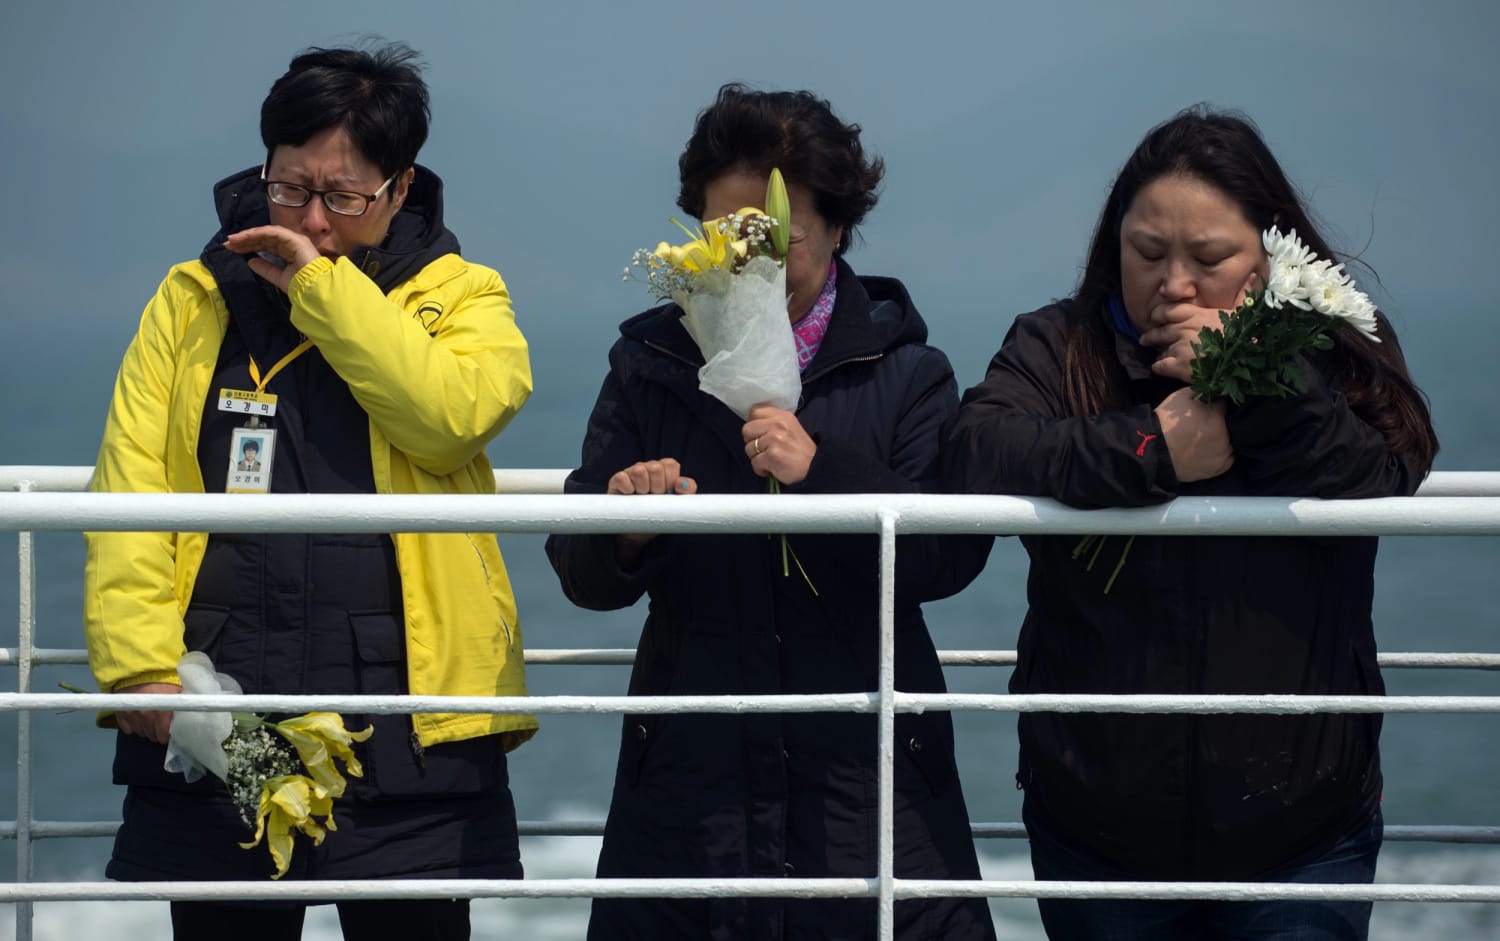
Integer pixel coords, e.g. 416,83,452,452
260,42,430,182
677,83,884,255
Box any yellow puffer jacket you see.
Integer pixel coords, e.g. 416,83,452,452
83,252,537,750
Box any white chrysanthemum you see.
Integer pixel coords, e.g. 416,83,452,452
1301,259,1351,315
1262,227,1314,309
1332,286,1381,342
1263,227,1315,268
1264,261,1310,310
1259,226,1380,342
1303,259,1381,342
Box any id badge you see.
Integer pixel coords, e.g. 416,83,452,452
217,388,279,419
227,426,276,494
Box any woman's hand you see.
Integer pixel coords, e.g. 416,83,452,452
1155,388,1234,482
1140,273,1259,383
223,225,322,294
607,458,697,563
114,682,182,745
742,404,816,485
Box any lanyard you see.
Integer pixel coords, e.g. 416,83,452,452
248,338,315,393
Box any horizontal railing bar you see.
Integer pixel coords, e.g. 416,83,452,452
0,466,577,495
6,467,1496,497
7,820,1497,845
10,691,1500,716
0,878,1495,904
903,692,1500,715
903,881,1500,903
5,491,1500,537
1409,471,1500,496
5,648,1498,670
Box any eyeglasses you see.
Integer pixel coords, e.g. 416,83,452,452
260,166,399,217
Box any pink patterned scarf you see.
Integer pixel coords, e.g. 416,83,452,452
792,261,838,371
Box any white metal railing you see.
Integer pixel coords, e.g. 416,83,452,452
4,468,1500,941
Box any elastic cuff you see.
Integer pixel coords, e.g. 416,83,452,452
108,669,183,694
288,255,336,297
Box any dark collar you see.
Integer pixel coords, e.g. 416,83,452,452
202,164,459,295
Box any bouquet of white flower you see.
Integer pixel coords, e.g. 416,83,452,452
1190,227,1380,405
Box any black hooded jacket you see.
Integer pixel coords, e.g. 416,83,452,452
941,299,1428,880
546,258,996,940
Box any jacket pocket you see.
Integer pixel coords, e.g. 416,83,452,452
351,717,509,801
895,712,957,797
182,603,230,662
345,610,508,800
349,610,405,695
618,714,659,789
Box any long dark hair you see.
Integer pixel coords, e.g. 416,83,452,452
1066,106,1437,471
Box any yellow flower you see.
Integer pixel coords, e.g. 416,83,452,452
765,169,791,257
238,773,336,879
654,217,748,274
273,712,373,799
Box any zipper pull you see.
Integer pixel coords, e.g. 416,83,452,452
409,730,426,768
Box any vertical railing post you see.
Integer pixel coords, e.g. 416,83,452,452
876,510,898,941
15,481,35,941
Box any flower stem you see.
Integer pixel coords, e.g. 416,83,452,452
768,477,817,595
1103,535,1135,594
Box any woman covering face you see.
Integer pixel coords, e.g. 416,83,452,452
941,107,1439,941
546,83,997,941
83,43,533,940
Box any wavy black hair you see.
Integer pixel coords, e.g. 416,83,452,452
677,83,884,255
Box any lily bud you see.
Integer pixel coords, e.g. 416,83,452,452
766,168,791,257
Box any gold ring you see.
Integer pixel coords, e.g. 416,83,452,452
754,437,763,454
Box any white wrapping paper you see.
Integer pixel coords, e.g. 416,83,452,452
677,255,801,419
162,651,241,783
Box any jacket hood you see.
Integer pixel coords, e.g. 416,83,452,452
618,256,929,377
203,164,460,293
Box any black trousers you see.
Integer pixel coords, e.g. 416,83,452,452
170,899,470,941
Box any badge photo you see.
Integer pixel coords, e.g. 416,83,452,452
226,427,276,494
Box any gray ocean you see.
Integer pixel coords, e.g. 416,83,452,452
3,294,1497,940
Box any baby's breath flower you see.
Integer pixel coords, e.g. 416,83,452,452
624,188,789,304
224,725,301,829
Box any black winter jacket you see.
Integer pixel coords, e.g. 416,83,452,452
941,300,1427,880
546,259,996,940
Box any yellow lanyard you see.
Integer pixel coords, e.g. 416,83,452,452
247,339,315,393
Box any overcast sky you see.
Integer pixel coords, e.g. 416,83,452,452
4,0,1497,467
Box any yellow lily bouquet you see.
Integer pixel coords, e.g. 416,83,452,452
165,652,372,878
624,168,800,419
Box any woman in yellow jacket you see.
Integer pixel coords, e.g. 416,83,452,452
83,44,532,941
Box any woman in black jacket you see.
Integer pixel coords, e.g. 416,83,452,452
941,107,1438,940
546,84,996,941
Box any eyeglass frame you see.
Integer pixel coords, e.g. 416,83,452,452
259,163,402,217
